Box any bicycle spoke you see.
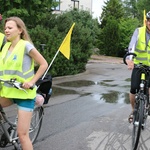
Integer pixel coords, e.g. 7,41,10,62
29,106,43,144
132,100,144,150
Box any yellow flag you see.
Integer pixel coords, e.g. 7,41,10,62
143,10,146,26
59,23,75,59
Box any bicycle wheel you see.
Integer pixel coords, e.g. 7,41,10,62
132,99,144,150
142,96,149,130
29,106,43,144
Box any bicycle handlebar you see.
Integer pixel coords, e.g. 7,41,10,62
0,78,34,93
123,52,137,65
123,52,150,71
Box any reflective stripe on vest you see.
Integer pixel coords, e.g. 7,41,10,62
0,33,4,49
2,69,34,79
134,26,150,66
0,39,36,99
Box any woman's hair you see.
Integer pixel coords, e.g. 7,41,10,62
4,16,32,43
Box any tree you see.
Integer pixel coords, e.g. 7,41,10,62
123,0,138,18
30,9,100,76
119,17,139,56
0,1,101,76
0,0,54,29
123,0,150,25
98,0,124,56
137,0,150,23
100,0,124,28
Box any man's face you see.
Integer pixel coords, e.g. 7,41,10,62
146,19,150,31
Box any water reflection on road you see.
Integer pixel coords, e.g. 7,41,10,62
52,79,130,104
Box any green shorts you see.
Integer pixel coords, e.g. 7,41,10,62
12,98,35,112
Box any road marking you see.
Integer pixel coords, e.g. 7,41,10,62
86,131,131,150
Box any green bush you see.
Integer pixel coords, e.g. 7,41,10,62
30,9,100,77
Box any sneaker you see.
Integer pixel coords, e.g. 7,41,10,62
142,123,145,130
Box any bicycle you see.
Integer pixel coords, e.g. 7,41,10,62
0,76,52,150
123,52,150,150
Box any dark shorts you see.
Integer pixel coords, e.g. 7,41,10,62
130,68,150,94
12,98,35,112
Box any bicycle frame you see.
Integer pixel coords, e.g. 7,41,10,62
0,104,44,149
0,78,45,149
135,67,150,105
0,104,20,148
132,69,149,150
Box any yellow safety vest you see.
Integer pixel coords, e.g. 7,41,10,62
134,26,150,66
0,33,5,49
0,39,36,99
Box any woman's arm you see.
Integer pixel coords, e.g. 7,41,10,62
23,48,48,89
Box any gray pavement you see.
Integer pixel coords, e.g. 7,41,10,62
1,59,150,150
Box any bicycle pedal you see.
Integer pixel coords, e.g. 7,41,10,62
142,124,145,130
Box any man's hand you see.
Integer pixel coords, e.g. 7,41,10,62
126,59,134,70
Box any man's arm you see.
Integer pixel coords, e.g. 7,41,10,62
128,28,138,55
126,28,139,69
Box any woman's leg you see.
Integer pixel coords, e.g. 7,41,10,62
0,97,13,107
17,109,33,150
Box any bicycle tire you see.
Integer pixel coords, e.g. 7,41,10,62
29,106,43,144
132,99,144,150
142,96,149,130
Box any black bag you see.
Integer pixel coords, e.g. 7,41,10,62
36,74,52,104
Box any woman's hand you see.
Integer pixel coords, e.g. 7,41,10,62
22,81,34,89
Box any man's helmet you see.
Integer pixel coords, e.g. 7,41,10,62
146,11,150,19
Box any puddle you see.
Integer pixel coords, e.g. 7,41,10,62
91,91,129,104
52,86,130,104
125,78,131,82
51,87,77,97
52,80,130,104
57,80,95,87
122,85,130,88
100,80,116,87
56,79,129,89
99,91,130,104
57,80,118,88
100,82,118,87
102,80,114,82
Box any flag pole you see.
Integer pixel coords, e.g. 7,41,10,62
143,10,146,26
41,23,75,80
42,50,60,80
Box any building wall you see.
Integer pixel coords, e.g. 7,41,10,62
54,0,93,15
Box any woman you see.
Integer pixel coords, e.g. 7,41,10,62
0,14,6,50
0,32,5,50
0,17,48,150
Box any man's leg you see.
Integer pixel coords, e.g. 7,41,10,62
129,93,135,111
128,93,135,123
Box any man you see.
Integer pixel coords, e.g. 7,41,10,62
126,11,150,123
0,14,6,50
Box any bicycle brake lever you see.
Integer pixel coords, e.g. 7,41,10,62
13,82,28,94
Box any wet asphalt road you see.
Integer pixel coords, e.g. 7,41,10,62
1,59,150,150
